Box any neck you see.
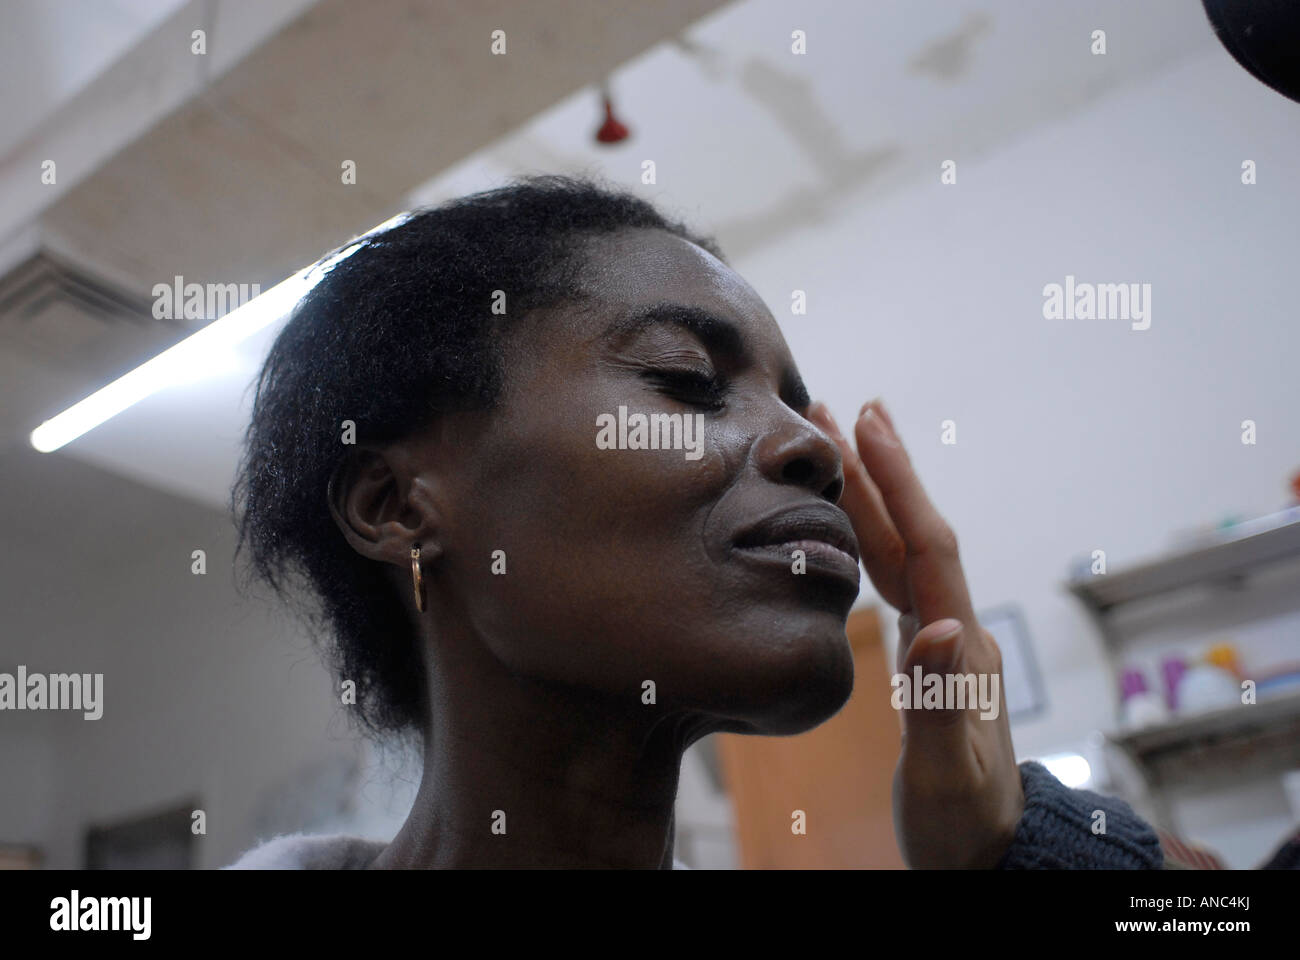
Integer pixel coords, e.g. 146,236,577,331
371,619,708,869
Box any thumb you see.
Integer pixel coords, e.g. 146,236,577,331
894,618,969,751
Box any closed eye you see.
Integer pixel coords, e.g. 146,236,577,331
643,368,728,411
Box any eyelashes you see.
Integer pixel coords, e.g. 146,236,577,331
643,367,729,411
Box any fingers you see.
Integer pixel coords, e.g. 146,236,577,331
896,611,919,673
901,618,963,683
893,618,970,753
860,397,895,434
808,403,909,611
853,401,978,629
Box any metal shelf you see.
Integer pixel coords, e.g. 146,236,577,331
1065,509,1300,816
1106,691,1300,790
1067,511,1300,616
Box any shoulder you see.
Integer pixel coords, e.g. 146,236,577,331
224,833,386,870
226,832,691,869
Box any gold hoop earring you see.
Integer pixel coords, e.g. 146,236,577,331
410,543,427,613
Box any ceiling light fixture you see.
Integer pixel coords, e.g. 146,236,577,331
29,212,408,453
594,80,630,144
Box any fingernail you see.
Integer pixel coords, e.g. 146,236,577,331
814,402,847,441
868,397,899,436
931,618,962,641
858,407,896,445
928,619,963,668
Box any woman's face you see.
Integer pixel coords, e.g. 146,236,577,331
426,228,860,736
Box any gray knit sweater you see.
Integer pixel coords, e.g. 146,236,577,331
226,760,1163,869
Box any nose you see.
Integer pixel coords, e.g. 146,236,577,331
753,410,844,503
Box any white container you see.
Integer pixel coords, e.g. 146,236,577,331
1177,664,1241,713
1122,691,1170,729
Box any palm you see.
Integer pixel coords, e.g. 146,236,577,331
809,400,1023,868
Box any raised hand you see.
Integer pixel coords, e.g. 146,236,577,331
809,399,1024,868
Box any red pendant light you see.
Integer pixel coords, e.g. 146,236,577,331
595,83,630,144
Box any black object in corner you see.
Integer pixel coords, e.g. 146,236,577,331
1203,0,1300,104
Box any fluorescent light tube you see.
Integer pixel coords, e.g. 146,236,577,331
29,213,409,453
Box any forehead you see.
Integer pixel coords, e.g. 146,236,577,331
570,229,787,354
577,229,752,305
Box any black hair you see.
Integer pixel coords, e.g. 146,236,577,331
232,174,724,742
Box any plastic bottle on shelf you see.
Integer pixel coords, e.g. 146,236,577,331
1119,669,1169,729
1161,657,1187,712
1206,642,1244,680
1178,655,1242,714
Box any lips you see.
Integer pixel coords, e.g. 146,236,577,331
733,505,860,564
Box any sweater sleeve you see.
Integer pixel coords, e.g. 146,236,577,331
996,760,1163,869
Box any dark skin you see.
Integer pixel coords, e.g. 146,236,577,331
331,227,1024,868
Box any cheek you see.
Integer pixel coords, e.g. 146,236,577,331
449,400,740,682
443,400,853,724
479,375,738,560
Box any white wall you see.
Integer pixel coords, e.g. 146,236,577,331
0,449,413,869
0,730,55,861
739,47,1299,862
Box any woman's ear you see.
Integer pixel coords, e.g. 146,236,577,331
327,446,441,567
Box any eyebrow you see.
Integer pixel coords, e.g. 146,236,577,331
604,302,745,359
603,301,811,411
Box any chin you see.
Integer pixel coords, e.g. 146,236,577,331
724,617,857,736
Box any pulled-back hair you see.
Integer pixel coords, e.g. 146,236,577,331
233,174,722,741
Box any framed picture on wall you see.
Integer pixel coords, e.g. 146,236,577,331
979,604,1048,722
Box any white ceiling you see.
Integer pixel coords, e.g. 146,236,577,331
17,0,1221,508
0,0,186,157
416,0,1218,247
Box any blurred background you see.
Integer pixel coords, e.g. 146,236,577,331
1,0,1298,870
